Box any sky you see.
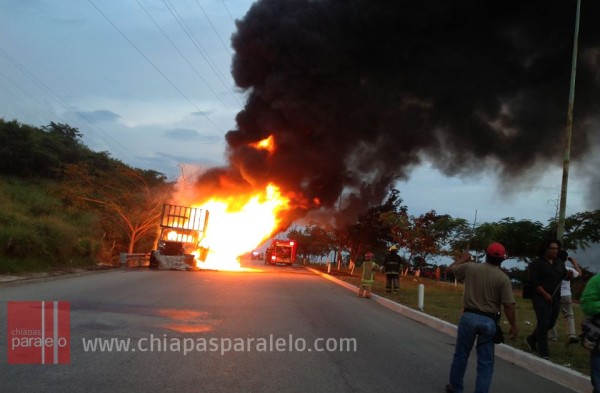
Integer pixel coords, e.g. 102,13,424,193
0,1,598,236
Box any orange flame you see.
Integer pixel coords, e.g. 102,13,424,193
193,183,290,270
250,135,275,154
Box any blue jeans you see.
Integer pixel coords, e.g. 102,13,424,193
592,351,600,393
449,312,496,393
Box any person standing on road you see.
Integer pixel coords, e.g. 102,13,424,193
445,243,517,393
383,245,405,293
548,250,582,344
358,252,378,299
526,239,568,359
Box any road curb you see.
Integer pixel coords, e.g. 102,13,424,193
306,267,591,393
0,267,120,287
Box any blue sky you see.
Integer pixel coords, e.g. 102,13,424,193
0,0,595,230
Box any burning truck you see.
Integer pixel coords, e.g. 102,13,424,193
149,204,209,270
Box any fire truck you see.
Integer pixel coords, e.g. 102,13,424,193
149,204,209,269
265,239,297,266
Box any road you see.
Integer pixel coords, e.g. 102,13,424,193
0,262,578,393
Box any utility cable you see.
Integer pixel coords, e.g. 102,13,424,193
161,0,243,108
220,0,237,24
135,0,237,115
87,0,224,133
0,46,134,158
194,0,232,56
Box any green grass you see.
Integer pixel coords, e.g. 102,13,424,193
0,177,103,274
313,264,591,376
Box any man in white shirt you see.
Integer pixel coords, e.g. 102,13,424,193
548,250,582,344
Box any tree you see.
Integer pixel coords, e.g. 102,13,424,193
561,210,600,251
40,122,87,172
286,227,311,260
0,119,55,177
0,120,95,179
61,162,172,254
497,218,546,262
393,211,469,268
343,188,406,263
467,214,600,265
286,225,336,262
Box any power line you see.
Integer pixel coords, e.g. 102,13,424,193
161,0,243,108
220,0,237,24
0,67,55,119
135,0,238,115
194,0,232,56
87,0,224,133
0,79,48,123
0,46,134,158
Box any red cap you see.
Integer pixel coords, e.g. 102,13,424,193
486,242,505,258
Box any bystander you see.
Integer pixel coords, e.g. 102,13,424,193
445,243,517,393
548,250,582,344
580,273,600,393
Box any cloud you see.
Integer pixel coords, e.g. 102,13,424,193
132,152,221,180
163,128,222,143
74,109,121,124
191,110,215,117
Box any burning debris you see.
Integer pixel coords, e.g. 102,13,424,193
150,204,208,271
159,182,292,270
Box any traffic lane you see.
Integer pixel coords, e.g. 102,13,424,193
1,269,364,393
0,269,576,393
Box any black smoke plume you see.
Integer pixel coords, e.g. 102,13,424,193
195,0,600,225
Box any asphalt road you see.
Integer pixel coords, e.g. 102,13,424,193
0,263,578,393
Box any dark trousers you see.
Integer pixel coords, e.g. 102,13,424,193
386,274,399,292
592,350,600,393
531,293,560,357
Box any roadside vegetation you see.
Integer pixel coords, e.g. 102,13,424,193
0,178,104,273
0,119,173,274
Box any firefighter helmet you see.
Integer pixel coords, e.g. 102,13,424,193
365,252,374,260
389,245,398,251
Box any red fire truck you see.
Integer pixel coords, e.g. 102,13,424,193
265,239,297,266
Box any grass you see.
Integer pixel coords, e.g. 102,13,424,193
311,263,591,376
0,177,103,274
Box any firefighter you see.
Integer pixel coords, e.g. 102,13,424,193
264,247,273,265
358,252,378,298
383,245,406,293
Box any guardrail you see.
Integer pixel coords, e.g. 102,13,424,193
120,253,150,268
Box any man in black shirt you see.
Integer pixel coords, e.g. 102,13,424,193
526,239,568,359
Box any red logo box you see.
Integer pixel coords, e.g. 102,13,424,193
7,301,70,364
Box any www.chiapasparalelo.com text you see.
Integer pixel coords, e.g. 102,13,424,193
81,334,358,356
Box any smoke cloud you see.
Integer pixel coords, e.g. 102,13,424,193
194,0,600,225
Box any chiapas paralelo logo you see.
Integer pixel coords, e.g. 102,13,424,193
7,301,70,364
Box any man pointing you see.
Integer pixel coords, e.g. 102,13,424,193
446,243,518,393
